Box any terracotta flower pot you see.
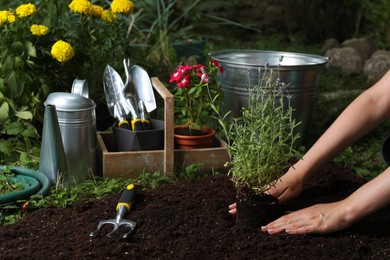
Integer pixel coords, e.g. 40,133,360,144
174,125,216,149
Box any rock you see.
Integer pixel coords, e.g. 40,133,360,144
321,38,339,55
325,47,363,74
364,50,390,80
341,37,376,63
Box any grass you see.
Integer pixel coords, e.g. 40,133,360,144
0,163,219,225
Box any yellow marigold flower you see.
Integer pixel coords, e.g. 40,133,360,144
30,24,49,36
101,10,116,23
0,11,11,25
51,40,75,63
111,0,135,15
69,0,92,15
15,3,37,18
7,12,16,23
88,4,104,18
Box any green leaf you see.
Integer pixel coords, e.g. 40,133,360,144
7,71,18,98
15,111,32,120
11,41,24,54
4,121,24,135
13,72,24,98
0,139,14,155
19,152,32,165
0,101,9,122
25,41,37,57
22,125,38,138
188,87,197,95
14,56,24,68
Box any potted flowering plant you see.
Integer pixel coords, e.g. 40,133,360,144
169,59,224,149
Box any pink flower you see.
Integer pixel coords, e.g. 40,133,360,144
200,68,209,83
169,70,181,83
211,59,224,74
169,64,192,83
177,74,190,89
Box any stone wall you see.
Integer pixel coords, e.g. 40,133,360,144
323,38,390,80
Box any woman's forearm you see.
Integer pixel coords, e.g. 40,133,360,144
294,71,390,182
343,168,390,223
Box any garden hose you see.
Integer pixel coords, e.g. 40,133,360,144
0,166,50,205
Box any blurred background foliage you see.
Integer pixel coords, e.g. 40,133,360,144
0,0,389,178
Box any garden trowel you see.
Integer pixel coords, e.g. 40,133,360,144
90,184,137,239
103,65,143,131
131,65,157,113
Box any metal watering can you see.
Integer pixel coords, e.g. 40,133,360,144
39,80,98,186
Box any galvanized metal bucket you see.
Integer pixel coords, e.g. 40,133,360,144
210,50,329,141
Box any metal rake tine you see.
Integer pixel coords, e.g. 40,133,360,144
89,229,100,238
106,224,120,238
123,229,133,239
90,221,105,237
90,220,113,237
121,221,137,239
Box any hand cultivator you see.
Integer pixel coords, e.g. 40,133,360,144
90,184,137,239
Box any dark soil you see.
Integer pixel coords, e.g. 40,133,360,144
174,127,205,136
236,191,281,228
1,163,389,259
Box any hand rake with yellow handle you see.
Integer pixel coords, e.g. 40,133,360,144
90,184,137,238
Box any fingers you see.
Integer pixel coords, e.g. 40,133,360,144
261,204,334,235
264,180,296,204
261,216,314,234
228,203,236,215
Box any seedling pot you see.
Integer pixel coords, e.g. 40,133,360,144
236,189,282,229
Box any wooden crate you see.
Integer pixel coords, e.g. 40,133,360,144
98,77,229,179
98,132,229,178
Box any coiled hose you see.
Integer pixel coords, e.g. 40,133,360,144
0,166,50,205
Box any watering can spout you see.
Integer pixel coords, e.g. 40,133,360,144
39,104,69,186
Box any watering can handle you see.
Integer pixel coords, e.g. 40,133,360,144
71,79,89,98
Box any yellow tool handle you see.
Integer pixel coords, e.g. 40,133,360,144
131,118,143,131
116,183,136,212
118,119,131,129
141,119,151,130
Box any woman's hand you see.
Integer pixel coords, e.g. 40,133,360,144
228,166,305,215
261,200,352,234
262,168,390,234
265,166,305,204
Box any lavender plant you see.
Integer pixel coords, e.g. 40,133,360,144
211,68,301,194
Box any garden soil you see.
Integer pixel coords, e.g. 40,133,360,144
0,163,389,259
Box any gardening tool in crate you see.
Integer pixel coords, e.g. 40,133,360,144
131,64,157,130
122,59,157,130
103,65,143,131
90,184,137,238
